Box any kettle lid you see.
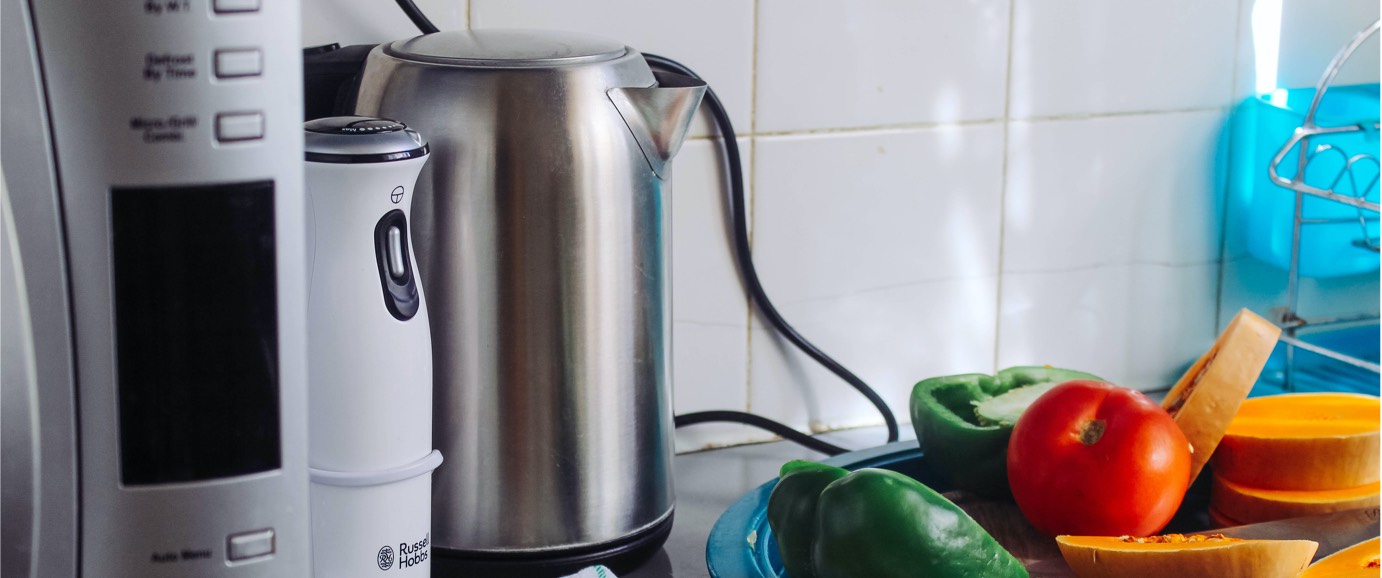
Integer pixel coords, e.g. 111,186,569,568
384,29,626,68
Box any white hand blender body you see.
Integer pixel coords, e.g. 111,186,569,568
304,117,441,576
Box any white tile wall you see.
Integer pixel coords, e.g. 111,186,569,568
1236,0,1381,99
997,264,1222,389
1009,0,1239,119
302,0,464,47
755,0,1009,132
1276,0,1381,89
748,125,1004,434
670,140,753,328
750,277,1000,433
1003,110,1227,273
668,139,761,451
999,109,1230,389
301,0,1379,453
751,127,1004,304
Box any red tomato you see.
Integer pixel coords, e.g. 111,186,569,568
1006,380,1191,537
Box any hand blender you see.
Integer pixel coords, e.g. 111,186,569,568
304,117,440,577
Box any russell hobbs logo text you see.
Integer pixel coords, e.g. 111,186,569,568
379,533,428,571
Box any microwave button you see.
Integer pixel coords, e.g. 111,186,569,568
227,528,274,561
213,0,260,13
216,112,264,143
215,49,262,79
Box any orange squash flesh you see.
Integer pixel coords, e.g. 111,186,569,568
1213,393,1380,491
1056,534,1318,578
1300,537,1381,577
1161,309,1280,484
1211,474,1380,524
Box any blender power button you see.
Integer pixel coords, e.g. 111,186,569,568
227,528,275,561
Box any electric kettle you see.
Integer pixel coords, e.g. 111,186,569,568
352,29,706,574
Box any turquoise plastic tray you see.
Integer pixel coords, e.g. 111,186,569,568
1251,324,1380,397
1231,84,1380,278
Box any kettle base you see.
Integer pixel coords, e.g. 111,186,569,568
431,511,674,577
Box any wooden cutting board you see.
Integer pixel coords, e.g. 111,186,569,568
945,491,1074,577
947,491,1381,578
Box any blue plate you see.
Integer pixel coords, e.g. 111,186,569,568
704,440,951,578
704,435,1216,577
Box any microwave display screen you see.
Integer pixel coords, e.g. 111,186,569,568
112,181,281,485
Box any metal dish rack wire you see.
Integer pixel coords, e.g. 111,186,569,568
1265,19,1382,388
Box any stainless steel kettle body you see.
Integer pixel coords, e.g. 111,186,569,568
352,29,705,566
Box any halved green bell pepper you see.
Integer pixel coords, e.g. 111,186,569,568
767,460,1027,578
909,366,1102,498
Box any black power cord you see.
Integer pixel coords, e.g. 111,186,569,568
674,411,848,455
387,2,899,454
394,0,439,34
643,54,900,449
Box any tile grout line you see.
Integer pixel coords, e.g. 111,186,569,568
1016,105,1229,124
684,106,1229,142
744,0,761,417
991,0,1018,373
685,117,1003,141
752,117,1006,137
1214,0,1250,333
1005,258,1226,277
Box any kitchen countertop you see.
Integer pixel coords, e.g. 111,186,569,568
625,427,911,578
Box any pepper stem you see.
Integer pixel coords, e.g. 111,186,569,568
1080,420,1107,446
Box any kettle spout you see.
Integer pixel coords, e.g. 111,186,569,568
608,71,707,180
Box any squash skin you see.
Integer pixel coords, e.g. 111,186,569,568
1056,535,1317,578
1211,475,1380,524
1161,309,1280,485
1300,537,1380,578
1214,435,1381,491
1213,393,1380,491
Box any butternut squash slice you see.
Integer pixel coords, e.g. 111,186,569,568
1056,534,1317,578
1212,475,1380,524
1213,393,1380,491
1300,537,1381,577
1162,309,1281,484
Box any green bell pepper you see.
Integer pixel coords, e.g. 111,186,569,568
767,460,1027,578
909,366,1102,498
